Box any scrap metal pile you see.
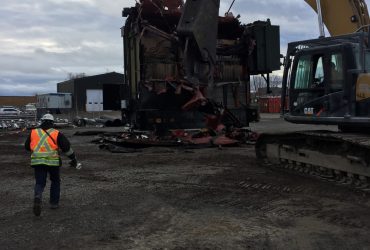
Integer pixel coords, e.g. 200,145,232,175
87,126,258,153
73,116,124,127
0,114,125,136
0,119,37,131
98,0,280,151
122,0,279,131
0,118,71,135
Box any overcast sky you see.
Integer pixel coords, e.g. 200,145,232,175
0,0,368,96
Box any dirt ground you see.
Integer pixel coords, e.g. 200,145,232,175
1,114,370,250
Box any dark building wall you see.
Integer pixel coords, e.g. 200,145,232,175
57,72,125,111
103,84,121,110
57,80,75,94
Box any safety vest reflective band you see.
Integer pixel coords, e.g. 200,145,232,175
30,128,60,166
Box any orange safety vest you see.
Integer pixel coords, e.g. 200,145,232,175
30,128,60,166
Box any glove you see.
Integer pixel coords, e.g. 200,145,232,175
69,158,78,168
69,158,82,170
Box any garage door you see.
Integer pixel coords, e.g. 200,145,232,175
86,89,103,112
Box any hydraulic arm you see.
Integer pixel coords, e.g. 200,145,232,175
304,0,369,36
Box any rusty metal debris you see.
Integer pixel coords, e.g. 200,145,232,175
122,0,279,131
93,126,258,153
73,116,123,127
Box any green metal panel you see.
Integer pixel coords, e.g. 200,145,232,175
248,21,280,74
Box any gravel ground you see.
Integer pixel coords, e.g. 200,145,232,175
0,115,369,250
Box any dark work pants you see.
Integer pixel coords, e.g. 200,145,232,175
34,165,60,205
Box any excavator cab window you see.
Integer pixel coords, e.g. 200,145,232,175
294,55,312,89
365,50,370,71
313,57,324,87
293,54,325,89
330,53,344,91
290,52,327,116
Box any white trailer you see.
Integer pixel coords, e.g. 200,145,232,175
37,93,72,110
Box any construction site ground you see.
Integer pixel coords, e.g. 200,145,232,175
1,114,370,250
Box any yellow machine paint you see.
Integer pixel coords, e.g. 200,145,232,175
356,73,370,101
304,0,369,36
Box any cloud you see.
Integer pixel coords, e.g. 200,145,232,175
0,0,369,95
0,0,130,95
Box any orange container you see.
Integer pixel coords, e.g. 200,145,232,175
259,96,283,113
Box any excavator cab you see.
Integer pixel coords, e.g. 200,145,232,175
282,32,370,129
288,45,348,118
256,1,370,190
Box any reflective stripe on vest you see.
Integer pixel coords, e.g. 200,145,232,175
30,128,60,166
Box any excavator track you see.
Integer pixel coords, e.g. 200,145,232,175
255,131,370,192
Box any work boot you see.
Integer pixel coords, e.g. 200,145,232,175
49,203,59,209
33,198,42,216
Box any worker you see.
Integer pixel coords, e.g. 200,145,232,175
25,114,79,216
330,62,341,80
330,62,343,90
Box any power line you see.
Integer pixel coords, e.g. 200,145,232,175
226,0,236,14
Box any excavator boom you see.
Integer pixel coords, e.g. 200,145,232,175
304,0,369,35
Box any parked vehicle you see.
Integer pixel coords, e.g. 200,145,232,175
25,103,37,113
0,107,21,116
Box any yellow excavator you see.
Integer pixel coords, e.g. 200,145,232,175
257,0,370,189
305,0,369,36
